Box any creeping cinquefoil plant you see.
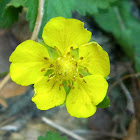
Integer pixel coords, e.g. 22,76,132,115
9,17,110,118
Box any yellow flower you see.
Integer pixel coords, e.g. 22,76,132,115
9,17,110,118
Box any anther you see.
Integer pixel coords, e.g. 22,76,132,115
75,62,77,67
84,67,89,72
47,79,50,82
80,57,84,60
44,57,48,60
72,78,76,81
83,79,87,83
67,52,70,56
41,68,46,72
65,72,67,76
50,64,54,67
54,46,58,50
49,74,54,78
72,86,75,89
60,83,64,87
70,47,73,50
79,74,83,78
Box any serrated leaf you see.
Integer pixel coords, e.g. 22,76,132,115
94,0,140,72
0,0,22,28
0,5,22,28
38,131,67,140
24,0,38,31
0,0,10,14
72,0,117,16
9,0,26,7
97,95,110,108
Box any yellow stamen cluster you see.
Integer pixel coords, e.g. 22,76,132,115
54,55,78,80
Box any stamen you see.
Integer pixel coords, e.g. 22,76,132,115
80,57,84,60
49,74,54,78
79,74,83,78
47,79,50,82
44,57,48,60
50,64,54,67
41,68,46,72
67,52,70,56
72,77,76,81
83,79,87,83
54,46,58,51
71,86,75,89
75,62,77,67
84,67,89,72
70,46,73,50
59,83,64,90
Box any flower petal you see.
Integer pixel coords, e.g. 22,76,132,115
79,42,110,77
66,75,108,118
32,77,66,110
9,40,51,86
42,17,91,54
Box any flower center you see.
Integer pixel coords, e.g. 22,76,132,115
54,55,78,80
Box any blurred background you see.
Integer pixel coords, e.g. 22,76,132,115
0,0,140,140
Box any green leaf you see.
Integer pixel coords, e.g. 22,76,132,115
0,6,22,28
24,0,38,31
72,0,117,16
38,131,67,140
0,0,22,28
97,95,110,108
93,0,140,72
9,0,26,7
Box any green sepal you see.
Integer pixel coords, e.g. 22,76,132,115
97,94,110,108
44,69,54,76
59,102,66,108
78,68,91,77
63,80,71,95
38,131,67,140
105,76,110,80
38,39,59,60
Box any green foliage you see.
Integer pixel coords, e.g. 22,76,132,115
24,0,39,31
38,131,67,140
72,0,117,16
9,0,26,7
97,95,110,108
0,0,22,28
94,0,140,72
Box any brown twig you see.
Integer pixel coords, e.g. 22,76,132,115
0,0,44,94
31,0,44,40
42,117,87,140
123,117,137,140
116,68,135,115
73,130,125,139
109,73,140,94
0,73,10,92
